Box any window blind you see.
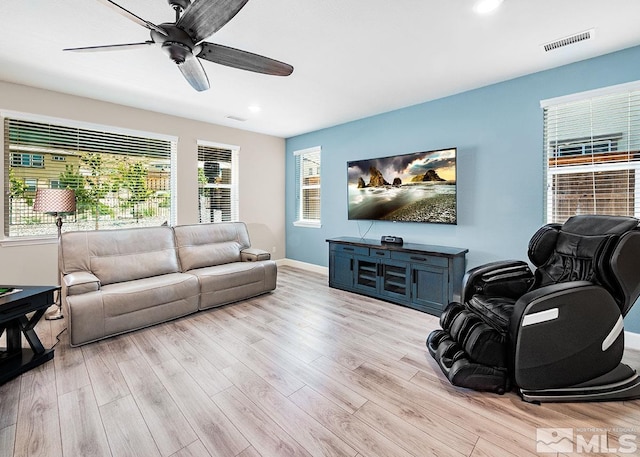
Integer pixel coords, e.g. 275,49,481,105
197,143,238,223
542,88,640,224
294,146,321,224
4,116,175,237
7,118,172,157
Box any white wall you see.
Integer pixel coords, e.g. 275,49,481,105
0,81,285,286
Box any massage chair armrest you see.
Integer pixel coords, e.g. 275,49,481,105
241,247,271,262
461,260,534,303
508,281,624,390
62,271,101,296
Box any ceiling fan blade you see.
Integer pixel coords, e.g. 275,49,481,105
198,42,293,76
64,42,154,52
177,54,210,91
177,0,249,44
96,0,167,36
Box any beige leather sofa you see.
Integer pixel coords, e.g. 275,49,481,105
59,222,276,346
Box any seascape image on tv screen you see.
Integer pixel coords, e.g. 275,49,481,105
347,148,457,224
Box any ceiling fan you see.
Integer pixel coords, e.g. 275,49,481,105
64,0,294,91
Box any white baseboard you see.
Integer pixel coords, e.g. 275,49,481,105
626,331,640,351
277,258,328,276
277,258,640,352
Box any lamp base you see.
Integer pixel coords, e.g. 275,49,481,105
45,304,63,320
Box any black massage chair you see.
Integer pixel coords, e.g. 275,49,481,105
427,215,640,402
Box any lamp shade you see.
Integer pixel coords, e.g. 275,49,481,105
33,188,76,213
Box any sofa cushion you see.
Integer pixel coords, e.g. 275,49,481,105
188,261,277,310
174,222,251,271
66,272,200,346
100,273,198,316
60,226,180,286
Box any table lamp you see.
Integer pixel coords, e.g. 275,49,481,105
33,188,76,320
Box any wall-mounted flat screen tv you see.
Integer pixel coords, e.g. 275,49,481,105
347,147,457,224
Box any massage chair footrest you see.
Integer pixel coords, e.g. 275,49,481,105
437,301,509,368
427,329,510,394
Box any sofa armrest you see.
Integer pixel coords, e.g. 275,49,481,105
63,271,101,296
241,248,271,262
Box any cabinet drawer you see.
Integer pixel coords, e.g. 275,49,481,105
331,244,369,256
370,249,390,259
390,251,448,267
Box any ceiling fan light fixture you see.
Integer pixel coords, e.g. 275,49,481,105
473,0,504,15
162,42,191,64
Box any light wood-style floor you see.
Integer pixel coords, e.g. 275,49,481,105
2,266,640,457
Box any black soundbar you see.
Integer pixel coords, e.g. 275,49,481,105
381,236,403,245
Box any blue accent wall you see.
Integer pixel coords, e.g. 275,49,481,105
285,45,640,332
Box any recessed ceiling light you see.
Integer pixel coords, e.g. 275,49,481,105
474,0,503,14
248,105,261,113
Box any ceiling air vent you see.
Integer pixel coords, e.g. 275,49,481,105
225,115,247,122
543,29,594,52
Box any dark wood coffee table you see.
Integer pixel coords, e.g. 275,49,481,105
0,285,58,384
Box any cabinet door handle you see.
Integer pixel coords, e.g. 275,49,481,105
350,259,353,271
343,247,354,251
375,251,385,256
410,256,427,261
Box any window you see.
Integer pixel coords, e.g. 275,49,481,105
293,146,321,227
197,142,238,223
542,83,640,224
24,179,37,192
11,153,44,168
4,115,177,238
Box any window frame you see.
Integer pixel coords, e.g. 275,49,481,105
11,153,44,168
197,140,239,224
2,110,178,243
293,146,322,228
541,81,640,224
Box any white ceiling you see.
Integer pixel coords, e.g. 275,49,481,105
1,0,640,138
